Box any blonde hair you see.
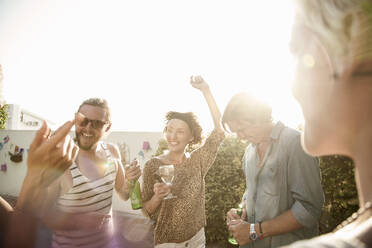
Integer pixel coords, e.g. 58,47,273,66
294,0,372,74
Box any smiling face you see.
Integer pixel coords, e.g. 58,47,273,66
75,104,111,151
164,119,194,153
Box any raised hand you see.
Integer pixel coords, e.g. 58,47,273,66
27,120,79,188
190,75,224,132
190,75,210,92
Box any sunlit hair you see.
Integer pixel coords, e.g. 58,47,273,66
294,0,372,75
222,92,272,132
77,98,111,122
164,111,203,148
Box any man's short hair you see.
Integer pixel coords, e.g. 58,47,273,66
222,92,272,131
78,98,111,122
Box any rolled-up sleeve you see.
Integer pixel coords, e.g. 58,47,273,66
288,137,324,228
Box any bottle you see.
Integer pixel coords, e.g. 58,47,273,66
128,159,143,210
228,204,243,245
130,180,142,210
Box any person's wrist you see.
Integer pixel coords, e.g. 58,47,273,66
153,194,164,202
258,221,266,239
24,170,43,187
249,223,258,241
15,187,46,219
125,177,135,187
201,85,211,94
122,180,132,194
255,223,263,240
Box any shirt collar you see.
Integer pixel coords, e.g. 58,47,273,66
270,121,285,140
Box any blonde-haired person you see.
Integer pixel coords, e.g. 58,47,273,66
281,0,372,247
142,76,225,247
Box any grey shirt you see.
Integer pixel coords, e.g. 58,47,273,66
241,122,324,248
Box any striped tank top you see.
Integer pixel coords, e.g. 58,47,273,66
52,143,117,248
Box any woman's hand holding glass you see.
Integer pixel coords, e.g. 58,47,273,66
158,164,176,199
153,182,172,201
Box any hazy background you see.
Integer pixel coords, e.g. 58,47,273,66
0,0,301,132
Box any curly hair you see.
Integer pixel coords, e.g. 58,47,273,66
164,111,203,149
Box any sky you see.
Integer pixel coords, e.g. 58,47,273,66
0,0,302,132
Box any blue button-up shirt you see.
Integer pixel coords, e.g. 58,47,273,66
241,122,324,248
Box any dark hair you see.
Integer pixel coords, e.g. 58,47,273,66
164,111,203,148
78,98,111,122
222,92,272,131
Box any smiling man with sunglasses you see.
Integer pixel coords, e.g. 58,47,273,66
41,98,141,248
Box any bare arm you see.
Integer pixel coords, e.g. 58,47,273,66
113,144,141,201
5,120,78,247
114,163,130,201
190,75,223,132
0,196,12,233
228,210,302,245
260,210,302,237
6,181,47,248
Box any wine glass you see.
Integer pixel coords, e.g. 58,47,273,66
158,165,176,199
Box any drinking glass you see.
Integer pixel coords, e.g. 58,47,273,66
158,165,176,199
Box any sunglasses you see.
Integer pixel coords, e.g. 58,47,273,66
75,112,109,129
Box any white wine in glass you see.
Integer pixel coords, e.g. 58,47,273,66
159,165,176,199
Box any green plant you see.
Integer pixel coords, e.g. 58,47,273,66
319,155,358,234
153,137,358,246
0,104,8,129
204,136,247,247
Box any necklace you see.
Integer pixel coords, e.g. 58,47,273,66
335,201,372,231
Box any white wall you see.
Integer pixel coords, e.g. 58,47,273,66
5,104,54,130
0,129,163,214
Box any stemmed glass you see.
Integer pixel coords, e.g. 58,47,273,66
158,165,176,199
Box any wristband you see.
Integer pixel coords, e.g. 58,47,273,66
258,221,264,239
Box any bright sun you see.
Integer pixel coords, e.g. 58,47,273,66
0,0,302,132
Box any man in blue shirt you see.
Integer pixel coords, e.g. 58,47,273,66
224,92,324,248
